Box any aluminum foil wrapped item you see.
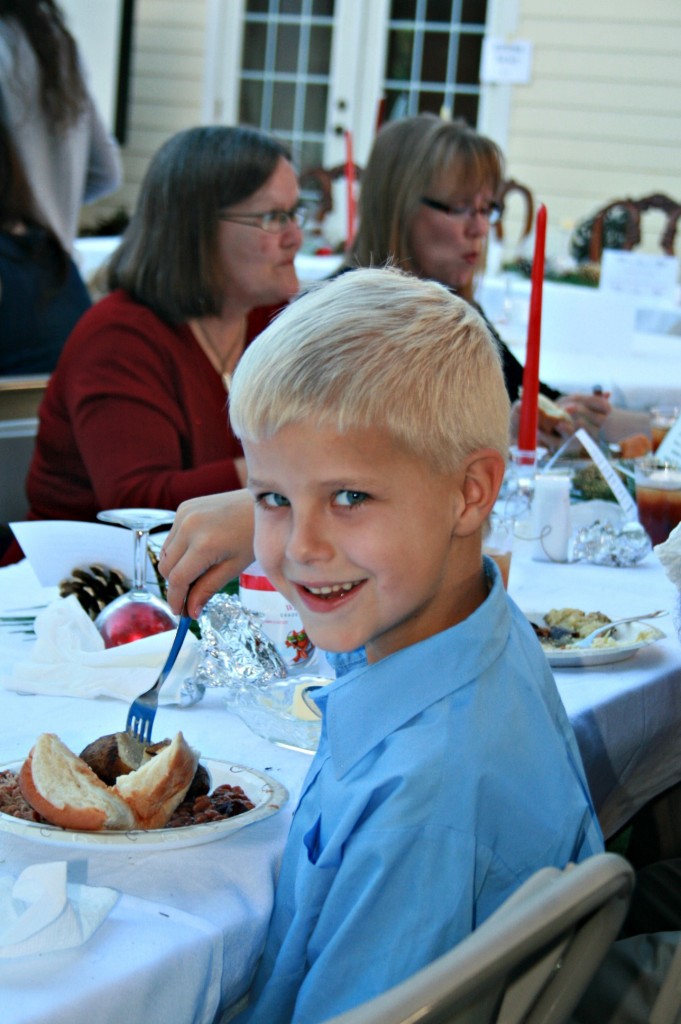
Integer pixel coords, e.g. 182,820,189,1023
194,593,332,750
195,593,287,690
570,519,652,567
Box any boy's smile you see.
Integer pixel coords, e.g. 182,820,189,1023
245,420,491,663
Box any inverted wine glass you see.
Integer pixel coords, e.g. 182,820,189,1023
94,508,177,648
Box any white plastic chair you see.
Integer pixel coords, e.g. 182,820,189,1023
650,938,681,1024
323,852,635,1024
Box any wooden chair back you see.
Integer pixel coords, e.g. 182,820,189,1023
299,163,363,224
588,192,681,262
494,178,535,245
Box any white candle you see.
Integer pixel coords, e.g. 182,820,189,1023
531,475,572,562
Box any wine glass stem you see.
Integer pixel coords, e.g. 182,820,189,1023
132,528,150,593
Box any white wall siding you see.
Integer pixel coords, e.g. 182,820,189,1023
82,0,681,264
80,0,208,231
504,0,681,256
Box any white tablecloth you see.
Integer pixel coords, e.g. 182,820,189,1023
509,540,681,838
0,563,312,1024
477,274,681,410
1,544,681,1021
74,237,344,290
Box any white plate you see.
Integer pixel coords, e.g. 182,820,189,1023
525,612,666,668
0,759,288,851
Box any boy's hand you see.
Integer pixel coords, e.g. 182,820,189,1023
159,491,255,618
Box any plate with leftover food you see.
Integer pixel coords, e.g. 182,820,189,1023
0,758,288,850
526,607,666,668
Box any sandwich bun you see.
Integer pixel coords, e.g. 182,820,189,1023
114,732,199,829
19,731,199,831
537,393,573,424
19,733,136,831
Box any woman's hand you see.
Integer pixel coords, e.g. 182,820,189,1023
159,490,255,618
510,391,613,452
510,398,575,452
556,392,611,437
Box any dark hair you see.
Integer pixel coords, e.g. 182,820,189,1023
108,125,292,324
0,0,87,128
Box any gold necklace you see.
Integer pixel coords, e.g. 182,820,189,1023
192,319,244,393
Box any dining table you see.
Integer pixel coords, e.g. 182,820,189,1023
477,272,681,411
0,561,313,1024
1,530,681,1023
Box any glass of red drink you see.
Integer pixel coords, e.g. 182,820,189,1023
631,460,681,546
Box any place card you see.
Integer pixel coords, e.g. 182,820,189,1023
10,521,164,588
655,413,681,464
571,429,639,520
600,250,679,300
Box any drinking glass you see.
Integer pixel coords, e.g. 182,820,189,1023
618,459,681,546
650,406,679,453
94,508,177,648
482,513,514,588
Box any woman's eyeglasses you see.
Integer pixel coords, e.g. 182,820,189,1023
420,196,502,225
219,202,308,233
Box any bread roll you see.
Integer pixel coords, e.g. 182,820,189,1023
19,732,199,831
114,732,198,829
19,733,136,831
537,393,573,424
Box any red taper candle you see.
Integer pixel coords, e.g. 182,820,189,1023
517,203,547,460
344,130,356,250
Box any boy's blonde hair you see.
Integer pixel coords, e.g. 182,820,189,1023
229,268,510,473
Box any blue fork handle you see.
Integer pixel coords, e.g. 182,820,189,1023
155,614,192,691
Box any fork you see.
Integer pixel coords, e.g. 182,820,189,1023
574,610,667,648
126,610,192,743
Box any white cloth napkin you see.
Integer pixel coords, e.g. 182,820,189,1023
0,862,118,958
3,595,198,702
655,520,681,587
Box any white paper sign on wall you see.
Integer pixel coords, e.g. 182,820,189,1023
480,38,534,85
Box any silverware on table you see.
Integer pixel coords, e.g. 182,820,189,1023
575,610,668,648
126,610,192,742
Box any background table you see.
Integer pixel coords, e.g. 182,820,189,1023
478,274,681,411
509,538,681,839
74,237,344,290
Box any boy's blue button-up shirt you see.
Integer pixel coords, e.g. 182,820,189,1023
240,563,603,1024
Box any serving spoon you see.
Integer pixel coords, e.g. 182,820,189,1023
574,610,667,648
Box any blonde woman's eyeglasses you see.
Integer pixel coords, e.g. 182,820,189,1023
420,196,502,225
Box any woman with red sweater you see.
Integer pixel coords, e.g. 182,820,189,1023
2,125,304,564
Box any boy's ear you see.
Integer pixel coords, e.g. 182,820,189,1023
454,449,506,536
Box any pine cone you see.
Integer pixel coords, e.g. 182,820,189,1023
59,564,130,620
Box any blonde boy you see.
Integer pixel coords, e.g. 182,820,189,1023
230,268,602,1024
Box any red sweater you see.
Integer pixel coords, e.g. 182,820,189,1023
2,291,276,564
